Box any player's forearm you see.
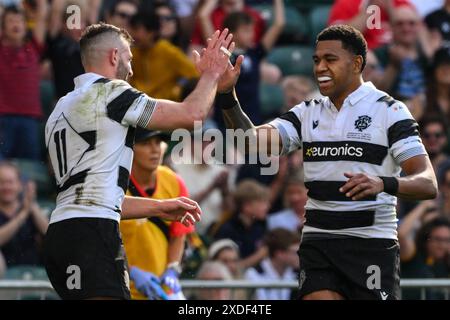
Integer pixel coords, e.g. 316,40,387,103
183,71,220,126
121,196,165,219
396,170,438,200
217,89,255,131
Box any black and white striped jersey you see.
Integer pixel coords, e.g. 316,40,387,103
45,73,157,224
269,82,427,239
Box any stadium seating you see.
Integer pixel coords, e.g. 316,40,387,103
253,4,309,42
309,5,332,44
11,158,56,201
260,83,285,119
4,265,49,281
266,45,314,77
3,266,58,300
286,0,334,11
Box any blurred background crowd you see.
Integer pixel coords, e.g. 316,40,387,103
0,0,449,300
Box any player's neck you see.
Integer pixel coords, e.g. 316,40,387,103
332,77,364,110
132,166,157,190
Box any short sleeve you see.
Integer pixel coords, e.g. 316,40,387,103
386,100,427,164
268,104,304,155
104,80,158,128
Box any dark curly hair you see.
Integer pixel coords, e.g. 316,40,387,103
316,24,368,72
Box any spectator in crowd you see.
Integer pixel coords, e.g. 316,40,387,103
105,0,137,31
154,1,184,50
328,0,404,50
214,179,269,269
0,162,48,267
374,4,430,102
438,166,450,217
0,1,47,160
399,214,450,299
419,116,450,182
192,0,265,49
128,11,199,101
192,260,232,300
172,125,234,235
46,0,86,99
245,228,300,300
425,0,450,45
280,76,315,112
212,0,285,128
120,128,194,300
268,176,307,233
208,238,248,299
362,50,384,84
425,46,450,124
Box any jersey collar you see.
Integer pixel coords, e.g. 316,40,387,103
346,81,376,106
73,72,104,89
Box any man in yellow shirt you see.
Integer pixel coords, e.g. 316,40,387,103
129,11,199,101
120,128,194,299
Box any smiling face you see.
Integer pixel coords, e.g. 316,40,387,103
313,40,362,103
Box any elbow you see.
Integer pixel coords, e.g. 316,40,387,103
423,178,438,200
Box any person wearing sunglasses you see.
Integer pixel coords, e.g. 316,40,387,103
154,1,183,50
105,0,137,31
420,116,450,183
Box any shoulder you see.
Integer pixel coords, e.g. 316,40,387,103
157,165,178,179
291,98,325,116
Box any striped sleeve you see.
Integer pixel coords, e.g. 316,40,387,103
268,103,303,155
105,80,157,128
387,101,427,164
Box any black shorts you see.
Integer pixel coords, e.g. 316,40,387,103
43,218,130,300
298,237,400,300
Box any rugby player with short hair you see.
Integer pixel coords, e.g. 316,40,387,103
215,24,438,300
43,23,235,300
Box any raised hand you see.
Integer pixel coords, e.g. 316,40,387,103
217,54,244,93
193,29,235,77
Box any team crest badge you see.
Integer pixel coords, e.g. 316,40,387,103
354,115,372,132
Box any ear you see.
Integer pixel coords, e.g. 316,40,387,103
110,48,119,67
354,55,364,74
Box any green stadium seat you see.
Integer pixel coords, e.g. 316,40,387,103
260,83,285,118
253,5,309,40
4,265,49,281
266,46,314,77
11,158,56,200
309,5,332,43
4,266,59,300
286,0,334,11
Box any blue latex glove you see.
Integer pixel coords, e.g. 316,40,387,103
129,267,169,300
160,267,184,299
